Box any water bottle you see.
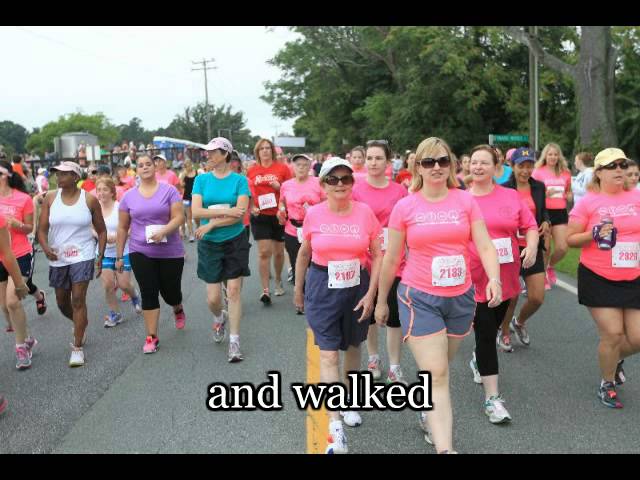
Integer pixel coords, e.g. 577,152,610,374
596,216,616,250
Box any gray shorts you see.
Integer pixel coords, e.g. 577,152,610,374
397,282,475,341
49,260,95,290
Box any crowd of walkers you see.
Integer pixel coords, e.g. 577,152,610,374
0,139,638,455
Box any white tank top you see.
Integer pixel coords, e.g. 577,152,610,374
48,189,96,267
99,201,129,258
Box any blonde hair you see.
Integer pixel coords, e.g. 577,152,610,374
588,166,632,193
535,143,569,176
410,137,460,192
95,177,117,200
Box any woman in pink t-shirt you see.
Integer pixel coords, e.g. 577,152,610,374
375,137,501,454
466,145,538,425
532,143,573,287
353,140,408,385
294,157,383,454
277,154,325,301
567,148,640,409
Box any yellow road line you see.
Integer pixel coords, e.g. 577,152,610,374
306,328,328,454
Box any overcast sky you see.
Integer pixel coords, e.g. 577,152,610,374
1,26,299,140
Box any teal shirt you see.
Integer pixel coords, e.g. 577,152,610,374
192,172,250,243
494,165,513,185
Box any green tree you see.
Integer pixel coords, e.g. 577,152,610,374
0,121,29,155
118,117,153,146
614,26,640,159
26,112,119,155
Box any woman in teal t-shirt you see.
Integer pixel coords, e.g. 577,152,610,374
192,137,251,363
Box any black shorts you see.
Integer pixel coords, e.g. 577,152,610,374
520,246,545,278
0,253,33,282
197,232,251,284
372,277,401,328
250,214,285,242
578,263,640,309
548,208,569,226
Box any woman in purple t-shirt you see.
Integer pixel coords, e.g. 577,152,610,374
116,155,186,354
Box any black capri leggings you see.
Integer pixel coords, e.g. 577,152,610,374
284,233,301,283
473,299,511,377
129,252,184,311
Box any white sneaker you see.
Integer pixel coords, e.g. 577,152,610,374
274,282,285,296
469,352,482,384
326,423,348,454
367,357,382,380
418,412,434,445
69,346,85,367
484,395,512,424
340,410,362,427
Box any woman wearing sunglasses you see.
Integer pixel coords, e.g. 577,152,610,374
353,140,408,384
375,137,500,454
465,145,538,425
567,148,640,409
294,157,383,454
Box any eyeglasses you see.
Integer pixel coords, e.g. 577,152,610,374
601,160,629,170
323,174,355,186
419,156,451,169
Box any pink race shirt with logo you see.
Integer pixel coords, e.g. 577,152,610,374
532,166,571,210
468,186,538,302
569,189,640,281
0,189,34,258
389,188,484,297
280,177,326,237
303,201,381,267
156,170,180,188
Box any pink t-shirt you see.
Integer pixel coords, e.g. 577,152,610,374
532,166,572,210
389,188,483,297
352,179,408,275
279,177,326,237
303,201,381,267
0,189,34,258
468,186,538,303
156,170,180,188
569,189,640,281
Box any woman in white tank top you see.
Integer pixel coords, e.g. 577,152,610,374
37,161,107,368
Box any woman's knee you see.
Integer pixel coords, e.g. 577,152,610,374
71,296,87,311
226,284,242,303
320,350,339,369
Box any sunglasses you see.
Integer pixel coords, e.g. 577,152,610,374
324,174,355,186
419,156,451,169
601,160,629,170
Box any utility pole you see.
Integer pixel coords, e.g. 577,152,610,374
528,26,540,153
192,58,217,141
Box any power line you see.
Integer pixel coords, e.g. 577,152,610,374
192,58,217,140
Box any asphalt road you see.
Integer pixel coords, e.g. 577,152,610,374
1,241,639,454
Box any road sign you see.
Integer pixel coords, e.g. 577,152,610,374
488,134,529,145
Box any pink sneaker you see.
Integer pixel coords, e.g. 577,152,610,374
547,266,557,286
143,336,159,354
174,310,186,330
544,274,552,291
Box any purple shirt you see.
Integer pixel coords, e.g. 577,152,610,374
119,183,185,258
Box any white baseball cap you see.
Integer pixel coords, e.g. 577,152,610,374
50,161,82,177
319,157,353,180
203,137,233,153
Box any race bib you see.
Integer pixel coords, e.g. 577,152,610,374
61,244,81,262
492,237,514,264
258,193,277,210
145,225,168,243
432,255,466,287
612,242,640,268
546,186,564,199
328,259,360,289
381,228,389,251
297,227,304,244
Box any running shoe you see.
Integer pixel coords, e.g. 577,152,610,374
496,329,513,353
143,336,159,354
469,353,482,384
295,306,304,315
174,309,186,330
484,395,512,424
0,395,7,416
325,429,348,454
121,292,130,302
340,410,362,427
599,381,623,409
25,336,38,358
615,360,626,386
104,311,123,328
69,346,85,367
510,316,530,346
228,342,244,363
260,289,272,306
189,235,195,243
35,290,47,315
544,274,551,291
274,281,285,296
131,294,142,314
287,267,294,284
386,366,408,386
368,357,382,380
5,324,14,333
15,345,31,370
212,311,227,344
547,265,557,287
418,412,433,446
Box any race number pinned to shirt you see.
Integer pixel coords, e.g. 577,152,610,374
546,186,564,199
612,242,640,268
492,237,514,264
432,255,466,287
258,193,277,210
297,227,304,244
61,244,81,262
145,225,168,244
328,259,360,289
